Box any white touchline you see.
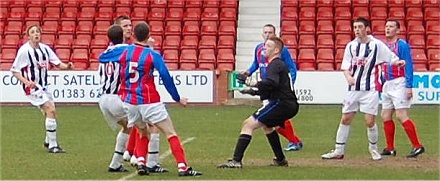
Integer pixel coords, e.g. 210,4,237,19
118,137,196,181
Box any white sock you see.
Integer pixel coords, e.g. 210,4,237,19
146,133,160,168
335,124,350,154
45,136,48,144
45,118,58,148
109,131,129,169
367,123,378,150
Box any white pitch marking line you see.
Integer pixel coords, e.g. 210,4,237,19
118,137,196,181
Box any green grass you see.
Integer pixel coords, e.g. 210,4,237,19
1,105,439,180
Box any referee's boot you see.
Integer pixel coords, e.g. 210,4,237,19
217,159,243,168
269,158,288,167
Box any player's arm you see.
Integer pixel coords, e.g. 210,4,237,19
400,42,414,88
245,44,261,75
255,60,282,90
153,53,181,102
377,40,404,66
10,48,36,88
340,44,355,86
281,46,297,84
46,47,73,70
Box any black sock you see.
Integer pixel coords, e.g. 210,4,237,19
266,131,285,161
232,134,252,162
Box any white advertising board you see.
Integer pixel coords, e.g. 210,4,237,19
233,71,440,105
0,70,214,103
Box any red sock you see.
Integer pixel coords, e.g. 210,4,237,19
134,133,149,165
402,119,422,148
168,135,187,166
126,127,138,155
277,119,301,143
383,120,395,150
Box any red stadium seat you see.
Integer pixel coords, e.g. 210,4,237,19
88,62,100,70
0,0,9,9
94,21,111,35
281,35,298,49
2,35,20,49
406,0,423,7
425,8,440,21
299,21,315,35
335,20,352,35
166,8,184,21
8,12,25,22
369,0,387,7
413,62,428,71
316,49,334,63
298,35,316,49
426,21,440,35
217,35,236,51
168,0,184,7
62,0,79,8
201,22,218,36
149,8,166,21
90,37,109,49
114,7,131,16
10,0,27,8
298,0,315,7
58,21,76,35
90,48,104,63
78,11,95,21
429,62,440,71
388,7,405,21
370,7,387,20
352,0,369,7
334,7,351,20
201,8,219,21
297,49,316,63
335,48,345,63
163,36,181,51
199,36,217,49
352,7,369,19
407,23,425,36
407,35,425,49
281,7,298,21
98,0,115,7
220,8,237,21
282,0,298,7
179,49,198,70
70,49,89,63
182,24,200,36
317,7,333,20
317,20,334,35
198,49,216,70
220,0,238,8
185,0,202,8
1,49,17,63
95,12,113,21
115,0,132,7
424,0,440,7
427,35,440,50
184,8,202,20
288,48,297,61
26,11,43,21
428,49,440,63
76,21,94,35
281,21,298,35
164,24,181,36
299,7,315,20
412,49,428,63
317,0,333,6
79,0,98,8
149,21,164,37
163,49,179,70
151,35,163,52
180,36,199,50
54,37,72,49
55,49,71,62
406,8,424,21
217,49,235,71
317,34,334,49
333,0,351,7
72,38,91,49
131,8,148,21
335,34,352,49
203,0,220,8
4,21,22,36
133,0,149,8
218,25,236,36
388,0,405,7
371,20,386,35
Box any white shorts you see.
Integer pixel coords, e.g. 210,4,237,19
381,77,412,110
342,91,379,115
27,87,54,107
123,102,169,128
99,94,127,130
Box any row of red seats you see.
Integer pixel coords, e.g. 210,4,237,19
282,0,439,8
0,0,238,9
293,48,440,71
281,6,439,22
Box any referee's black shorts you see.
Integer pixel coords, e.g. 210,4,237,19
252,99,299,128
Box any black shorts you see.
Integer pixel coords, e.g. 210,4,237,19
252,100,299,128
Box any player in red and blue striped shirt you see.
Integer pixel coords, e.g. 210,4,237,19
118,22,202,176
380,19,424,158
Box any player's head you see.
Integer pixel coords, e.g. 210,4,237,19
353,17,371,39
26,25,42,44
264,36,284,59
107,25,124,45
133,21,150,43
262,24,276,42
385,19,401,39
114,15,132,42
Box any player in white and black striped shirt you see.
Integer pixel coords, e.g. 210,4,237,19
10,25,73,153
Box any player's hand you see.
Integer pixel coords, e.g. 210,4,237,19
178,97,188,107
395,60,406,67
67,62,74,69
406,88,413,100
147,37,155,48
25,81,37,89
346,76,355,86
245,78,257,87
239,88,259,96
237,73,248,84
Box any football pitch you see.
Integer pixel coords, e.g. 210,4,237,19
1,104,439,180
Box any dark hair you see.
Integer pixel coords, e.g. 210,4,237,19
268,36,284,53
263,24,276,33
107,25,124,45
354,17,371,27
114,15,131,25
133,21,150,42
386,18,401,29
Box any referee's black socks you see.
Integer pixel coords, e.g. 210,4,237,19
266,131,285,161
232,134,252,162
